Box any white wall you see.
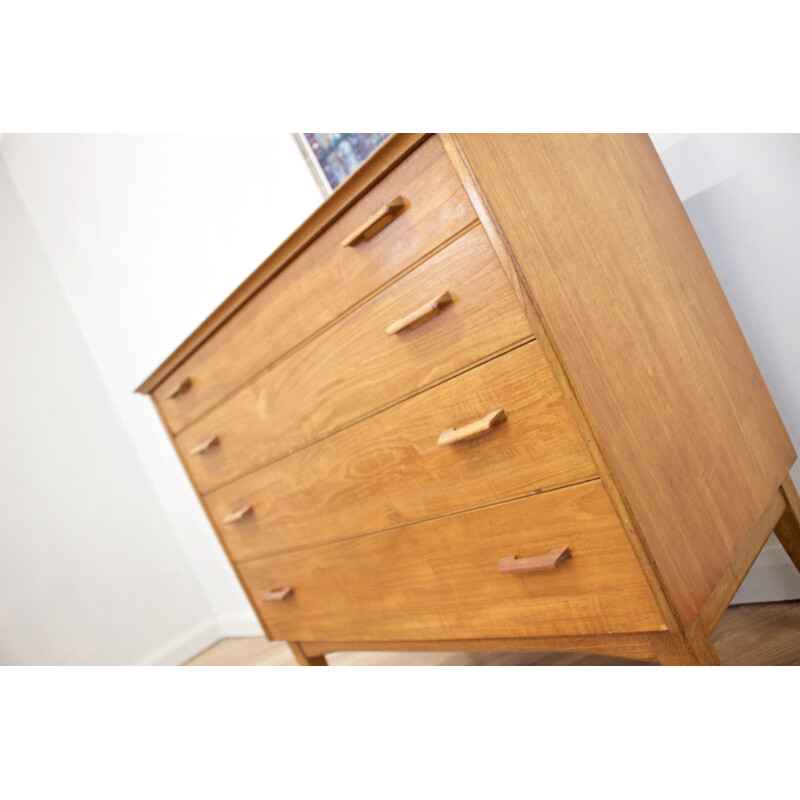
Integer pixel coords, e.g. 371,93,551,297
0,156,217,664
650,134,800,603
1,134,324,640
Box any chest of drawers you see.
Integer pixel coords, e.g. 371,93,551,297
138,134,800,665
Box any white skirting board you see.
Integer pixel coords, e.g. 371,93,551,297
136,611,261,666
135,618,222,666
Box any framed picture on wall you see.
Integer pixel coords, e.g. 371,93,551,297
295,133,392,195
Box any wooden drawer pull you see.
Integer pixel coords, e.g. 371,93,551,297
166,377,192,399
342,196,406,247
499,547,572,574
386,291,453,335
223,505,253,524
262,587,293,602
189,435,219,456
437,408,506,446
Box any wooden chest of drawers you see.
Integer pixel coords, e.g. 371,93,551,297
138,134,800,665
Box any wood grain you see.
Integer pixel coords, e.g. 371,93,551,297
712,600,800,666
651,619,721,666
173,226,532,494
165,377,192,399
150,135,476,434
204,341,599,561
300,634,659,663
775,476,800,572
437,407,506,447
144,134,799,668
261,586,293,602
698,488,787,633
385,290,452,335
439,132,684,634
238,481,666,643
287,642,328,666
341,195,406,246
185,600,800,666
136,133,429,396
454,133,796,627
498,547,571,574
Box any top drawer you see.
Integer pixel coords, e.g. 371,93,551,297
153,136,477,434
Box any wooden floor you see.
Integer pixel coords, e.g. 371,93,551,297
186,600,800,665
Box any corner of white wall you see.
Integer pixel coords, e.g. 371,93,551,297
216,611,263,639
2,134,323,663
135,611,263,665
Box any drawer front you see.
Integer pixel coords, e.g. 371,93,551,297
154,136,477,434
205,341,599,561
176,226,532,494
238,481,667,642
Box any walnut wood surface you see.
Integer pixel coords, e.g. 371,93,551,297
205,342,599,561
173,226,532,494
454,133,796,627
136,133,429,396
150,136,475,433
238,481,666,643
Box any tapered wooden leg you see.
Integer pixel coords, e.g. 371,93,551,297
774,477,800,573
288,642,328,666
652,622,721,666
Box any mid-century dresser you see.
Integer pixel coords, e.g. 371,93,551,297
138,134,800,665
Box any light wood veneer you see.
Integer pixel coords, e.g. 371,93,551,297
239,481,666,643
152,136,475,435
204,342,598,560
173,225,532,494
452,133,796,628
139,133,800,665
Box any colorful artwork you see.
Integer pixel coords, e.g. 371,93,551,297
299,133,392,193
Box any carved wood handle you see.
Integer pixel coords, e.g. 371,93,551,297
498,547,572,574
166,377,192,399
189,435,219,456
341,196,406,247
223,505,253,524
262,587,293,602
386,291,453,335
437,408,506,446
